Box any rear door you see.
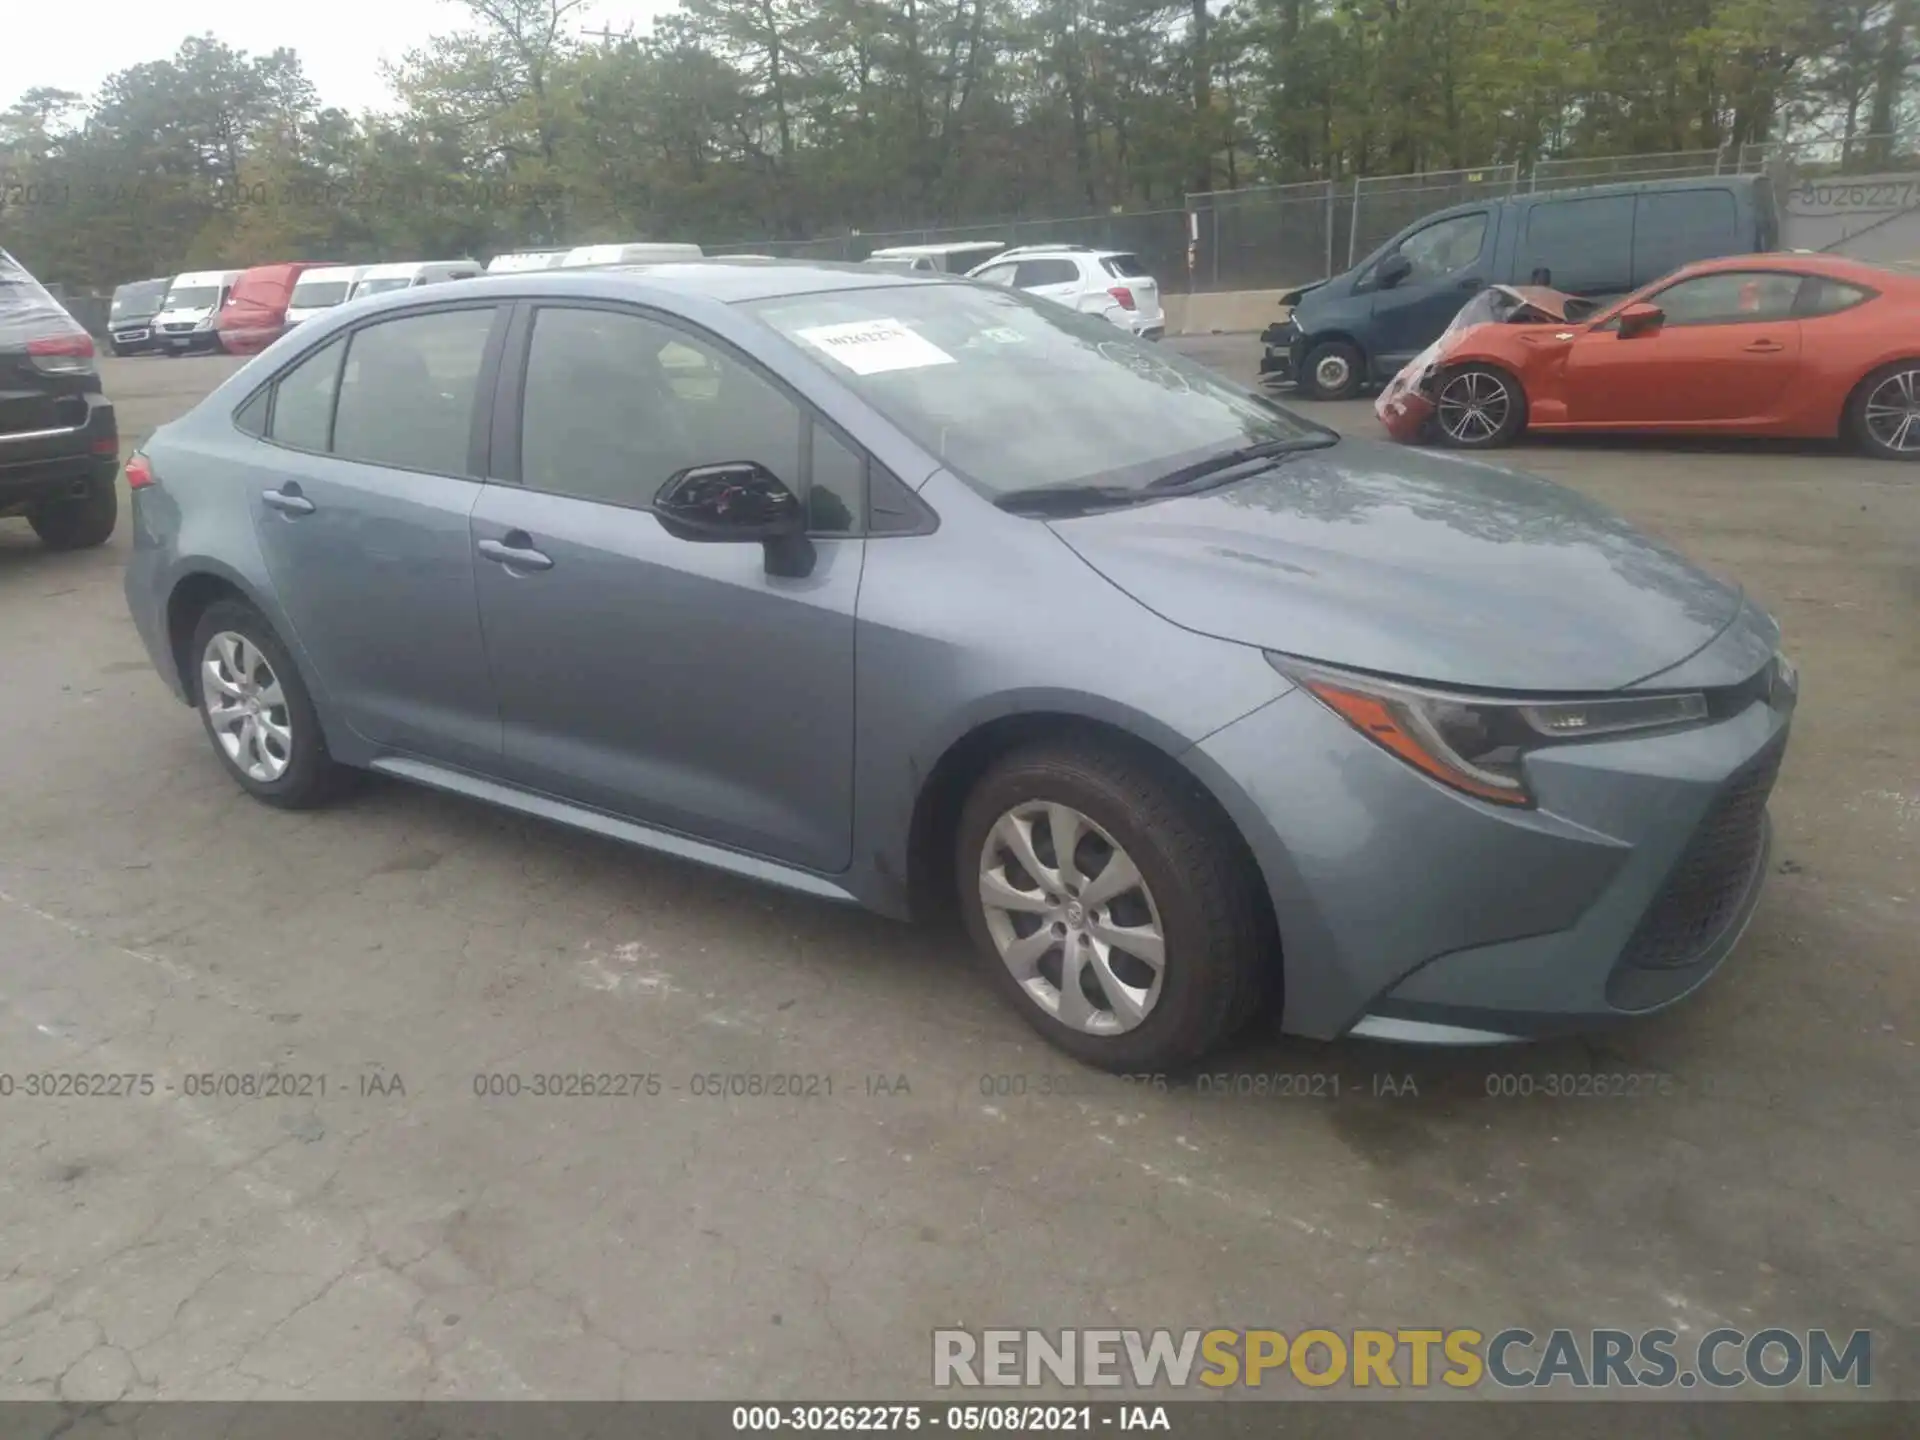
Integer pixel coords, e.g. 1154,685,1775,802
1632,188,1742,287
1514,192,1635,296
1564,270,1803,424
244,303,506,768
1013,257,1084,307
1365,208,1496,369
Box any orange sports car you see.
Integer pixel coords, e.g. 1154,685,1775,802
1373,253,1920,460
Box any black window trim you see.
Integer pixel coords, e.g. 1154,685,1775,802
1636,267,1815,329
488,296,940,538
228,299,510,482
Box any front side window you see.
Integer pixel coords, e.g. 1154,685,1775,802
518,306,803,512
1396,212,1489,282
1646,271,1801,326
269,336,345,451
971,264,1017,287
332,307,495,474
747,281,1327,501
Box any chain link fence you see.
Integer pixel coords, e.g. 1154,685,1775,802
701,135,1919,298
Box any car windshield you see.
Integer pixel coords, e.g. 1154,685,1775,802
164,285,219,310
354,277,416,297
291,280,353,307
745,284,1330,497
111,281,168,316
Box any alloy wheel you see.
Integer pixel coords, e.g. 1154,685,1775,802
1436,369,1512,443
1863,368,1920,453
202,631,293,783
977,801,1166,1035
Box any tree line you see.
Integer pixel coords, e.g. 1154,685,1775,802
0,0,1913,291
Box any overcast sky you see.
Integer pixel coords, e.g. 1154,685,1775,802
2,0,678,118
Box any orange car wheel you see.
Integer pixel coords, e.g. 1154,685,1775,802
1433,364,1527,449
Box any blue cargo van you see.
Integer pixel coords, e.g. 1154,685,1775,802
1261,174,1779,399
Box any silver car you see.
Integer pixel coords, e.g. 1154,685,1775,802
123,262,1798,1070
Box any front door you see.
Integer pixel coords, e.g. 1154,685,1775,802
1366,208,1495,371
245,304,505,769
470,302,865,873
1565,270,1805,424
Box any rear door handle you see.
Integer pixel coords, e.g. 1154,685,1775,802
1743,339,1785,353
477,536,554,572
261,487,314,515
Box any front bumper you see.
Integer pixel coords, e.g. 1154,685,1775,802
156,328,219,354
1258,319,1299,384
1192,666,1795,1042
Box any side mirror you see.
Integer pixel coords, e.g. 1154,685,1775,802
654,461,815,577
1377,253,1414,289
1617,302,1665,338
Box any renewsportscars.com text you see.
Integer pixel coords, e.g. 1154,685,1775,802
932,1327,1872,1391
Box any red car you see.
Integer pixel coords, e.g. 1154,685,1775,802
1373,253,1920,461
216,262,342,356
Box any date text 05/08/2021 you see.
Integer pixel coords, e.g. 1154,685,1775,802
730,1405,1169,1432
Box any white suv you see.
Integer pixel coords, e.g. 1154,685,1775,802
966,246,1165,339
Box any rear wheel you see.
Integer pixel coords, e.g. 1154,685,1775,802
1846,361,1920,460
956,742,1273,1072
1433,364,1526,449
189,600,350,809
28,474,118,550
1298,339,1365,401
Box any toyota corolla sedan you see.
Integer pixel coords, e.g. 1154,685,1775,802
123,261,1798,1070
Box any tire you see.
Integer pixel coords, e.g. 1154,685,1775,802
1845,360,1920,461
1297,339,1365,400
188,599,351,809
28,474,118,550
1432,363,1527,449
956,741,1274,1072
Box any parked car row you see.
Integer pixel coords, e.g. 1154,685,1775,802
105,244,711,361
861,241,1168,339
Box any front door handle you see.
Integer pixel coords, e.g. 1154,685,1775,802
262,487,314,515
477,536,554,572
1743,339,1785,353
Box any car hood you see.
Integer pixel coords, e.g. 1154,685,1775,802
1046,441,1749,693
1278,278,1331,308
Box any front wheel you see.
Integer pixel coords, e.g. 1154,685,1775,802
1846,361,1920,460
1433,364,1527,449
1297,339,1365,401
956,743,1274,1072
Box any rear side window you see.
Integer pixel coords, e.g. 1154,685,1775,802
1102,254,1151,278
1795,276,1875,317
1518,194,1634,293
333,307,495,475
1014,258,1080,287
1633,190,1739,283
234,389,269,437
268,337,345,451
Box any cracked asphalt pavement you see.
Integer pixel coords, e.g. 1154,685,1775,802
0,346,1913,1401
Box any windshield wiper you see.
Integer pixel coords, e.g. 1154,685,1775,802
992,484,1153,516
1146,434,1338,494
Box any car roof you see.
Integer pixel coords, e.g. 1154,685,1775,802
567,258,951,302
1664,251,1920,289
867,241,1007,258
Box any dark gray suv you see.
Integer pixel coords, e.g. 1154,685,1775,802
123,262,1797,1069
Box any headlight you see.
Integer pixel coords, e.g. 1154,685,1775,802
1267,655,1711,807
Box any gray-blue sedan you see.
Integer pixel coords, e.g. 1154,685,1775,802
122,261,1798,1069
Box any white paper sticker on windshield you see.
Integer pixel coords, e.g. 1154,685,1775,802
796,319,955,375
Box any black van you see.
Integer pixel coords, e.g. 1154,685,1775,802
107,276,173,356
1262,174,1779,399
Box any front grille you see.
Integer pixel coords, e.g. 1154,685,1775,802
161,322,195,334
1620,742,1783,970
